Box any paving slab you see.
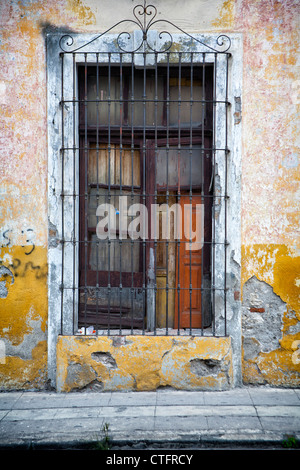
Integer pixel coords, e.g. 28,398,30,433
156,390,205,405
107,416,155,432
256,405,300,418
0,387,299,449
54,407,102,419
109,391,157,406
7,392,68,410
59,393,112,407
0,392,23,409
206,416,262,430
3,408,57,421
154,415,208,431
100,405,156,418
203,389,253,405
248,388,300,405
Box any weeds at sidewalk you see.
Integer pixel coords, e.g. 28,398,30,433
92,422,111,450
282,435,299,449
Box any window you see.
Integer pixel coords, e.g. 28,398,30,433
77,62,214,333
47,4,236,340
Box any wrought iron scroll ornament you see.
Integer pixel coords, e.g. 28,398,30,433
59,1,231,54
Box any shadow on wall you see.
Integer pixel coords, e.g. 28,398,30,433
39,21,77,41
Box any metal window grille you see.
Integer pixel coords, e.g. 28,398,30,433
58,2,231,336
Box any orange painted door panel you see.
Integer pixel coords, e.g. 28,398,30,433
175,194,202,329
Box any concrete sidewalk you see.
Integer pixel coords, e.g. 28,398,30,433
0,387,299,449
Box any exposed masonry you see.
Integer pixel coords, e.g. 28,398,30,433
91,351,118,369
286,311,300,336
234,96,242,124
65,362,95,390
75,379,104,392
4,318,46,360
48,219,59,248
190,358,222,376
242,276,286,360
0,265,14,298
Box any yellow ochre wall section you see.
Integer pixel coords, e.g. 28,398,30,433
0,0,299,390
56,336,233,392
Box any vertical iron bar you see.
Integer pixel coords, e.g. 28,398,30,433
130,53,134,335
224,53,229,337
119,53,123,335
95,53,100,335
212,53,217,336
171,55,178,336
84,53,88,332
107,52,111,336
72,52,76,335
142,51,146,334
178,53,183,337
189,53,193,335
166,53,170,334
154,52,158,333
201,53,206,336
165,54,171,337
165,52,170,334
60,53,65,335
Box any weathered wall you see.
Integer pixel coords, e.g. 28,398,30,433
237,1,300,386
56,336,233,392
0,0,299,390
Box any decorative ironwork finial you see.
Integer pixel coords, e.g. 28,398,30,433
59,1,231,53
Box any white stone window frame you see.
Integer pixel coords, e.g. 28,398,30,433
47,31,243,387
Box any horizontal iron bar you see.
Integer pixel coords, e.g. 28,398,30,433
60,193,230,198
60,98,230,104
62,285,229,291
60,146,226,151
61,51,231,56
58,239,229,245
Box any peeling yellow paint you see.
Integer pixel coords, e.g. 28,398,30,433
0,340,47,390
211,0,234,29
242,244,289,288
242,244,300,386
241,244,300,315
67,0,96,26
57,336,233,392
0,245,48,389
242,346,300,388
273,255,300,315
0,246,48,343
